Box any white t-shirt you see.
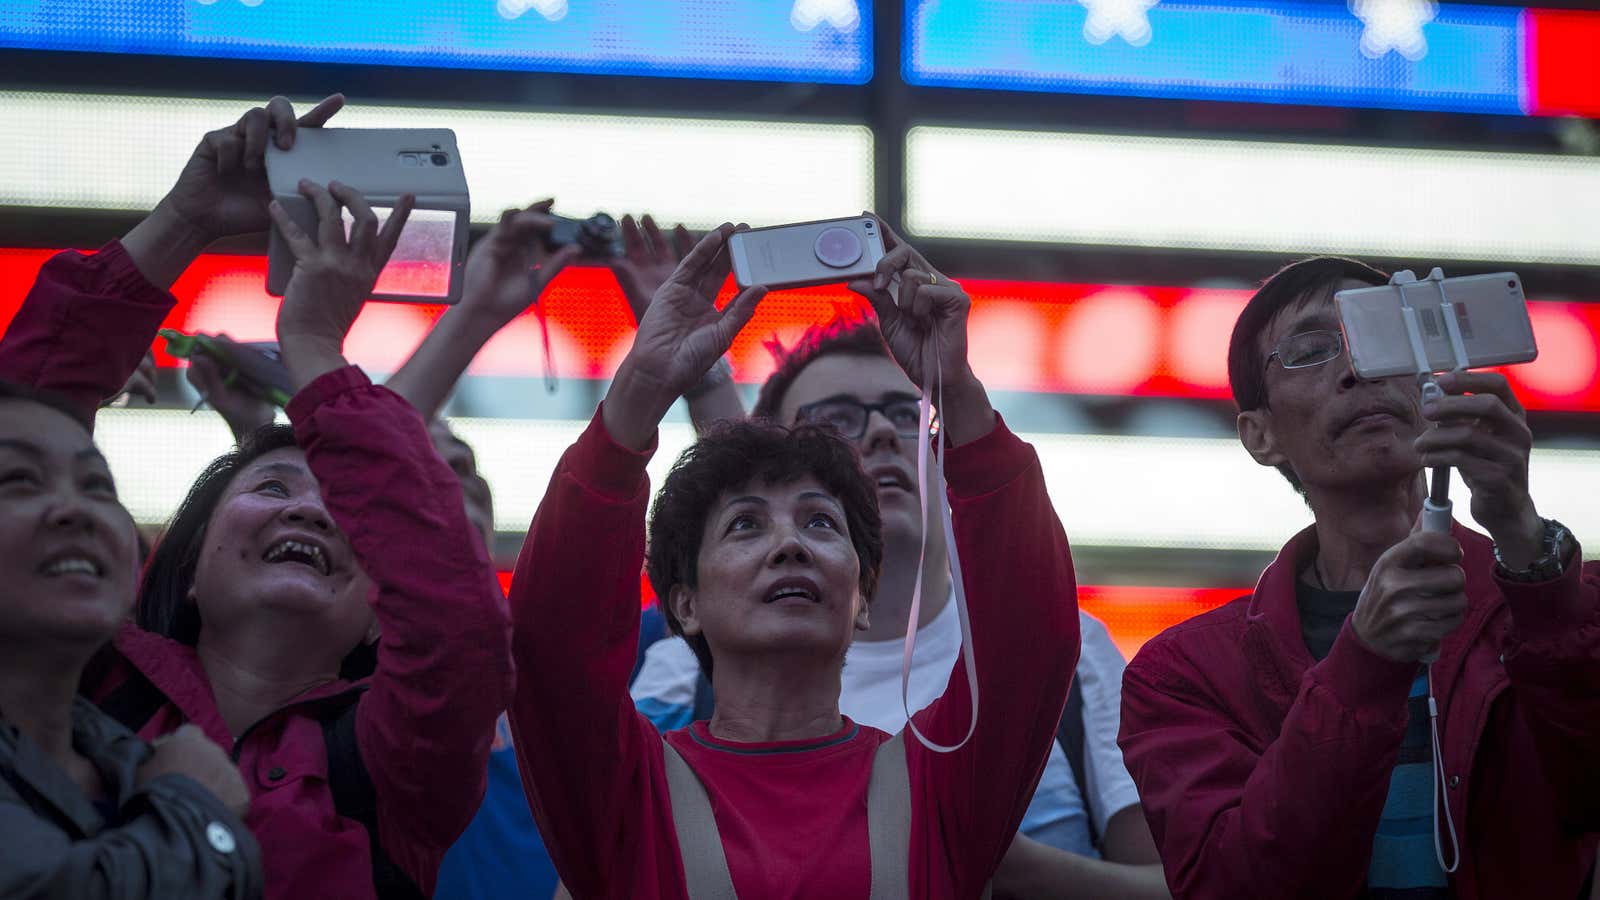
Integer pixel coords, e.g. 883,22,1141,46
629,599,1141,856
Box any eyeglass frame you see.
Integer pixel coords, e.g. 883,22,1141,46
793,394,937,441
1263,328,1347,373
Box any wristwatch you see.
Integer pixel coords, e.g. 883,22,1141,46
1493,517,1576,583
683,356,734,401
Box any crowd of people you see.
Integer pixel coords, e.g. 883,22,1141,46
0,95,1595,900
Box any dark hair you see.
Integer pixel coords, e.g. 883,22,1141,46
0,379,92,432
138,423,300,645
1227,257,1389,492
645,419,884,680
751,310,892,421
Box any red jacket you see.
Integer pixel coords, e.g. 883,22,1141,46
508,411,1080,899
0,243,515,900
1119,523,1600,900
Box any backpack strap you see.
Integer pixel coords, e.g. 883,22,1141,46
1054,677,1098,848
662,740,738,900
317,695,427,900
867,734,912,900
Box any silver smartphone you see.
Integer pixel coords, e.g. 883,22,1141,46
728,216,887,290
1335,272,1538,378
265,128,471,304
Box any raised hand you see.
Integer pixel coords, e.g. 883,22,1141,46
846,215,994,446
269,180,413,390
602,224,766,450
610,214,696,325
458,200,583,328
164,94,345,244
1414,370,1543,569
124,95,346,289
187,351,276,442
1350,525,1469,663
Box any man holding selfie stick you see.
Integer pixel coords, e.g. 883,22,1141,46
1117,257,1600,900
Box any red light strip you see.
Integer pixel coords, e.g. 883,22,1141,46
4,250,1597,411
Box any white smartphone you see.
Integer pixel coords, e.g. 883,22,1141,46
1335,272,1538,379
728,216,887,290
265,128,471,304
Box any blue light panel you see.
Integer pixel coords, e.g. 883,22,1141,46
906,0,1525,115
0,0,871,84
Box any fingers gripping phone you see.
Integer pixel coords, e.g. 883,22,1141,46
729,216,886,290
265,128,471,304
1335,272,1537,379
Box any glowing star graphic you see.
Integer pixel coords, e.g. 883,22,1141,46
1349,0,1437,61
1078,0,1159,47
791,0,860,33
497,0,567,22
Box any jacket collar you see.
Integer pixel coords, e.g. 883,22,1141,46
112,622,369,749
1241,521,1505,710
0,698,151,838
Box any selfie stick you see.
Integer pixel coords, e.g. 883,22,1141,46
1389,267,1463,875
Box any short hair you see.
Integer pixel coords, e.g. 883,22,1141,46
751,311,893,421
0,379,91,432
1227,257,1389,492
645,419,883,680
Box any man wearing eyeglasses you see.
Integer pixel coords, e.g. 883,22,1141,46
1117,257,1600,900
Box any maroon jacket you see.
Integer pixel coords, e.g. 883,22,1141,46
0,243,514,900
1119,523,1600,900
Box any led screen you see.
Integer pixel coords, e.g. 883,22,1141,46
0,0,871,83
905,0,1600,117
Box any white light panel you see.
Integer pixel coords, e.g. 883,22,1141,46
96,409,1600,553
905,126,1600,265
0,92,873,228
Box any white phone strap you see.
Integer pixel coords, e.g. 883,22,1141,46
1428,664,1461,874
900,344,980,754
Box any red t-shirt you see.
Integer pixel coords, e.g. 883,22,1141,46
509,411,1080,899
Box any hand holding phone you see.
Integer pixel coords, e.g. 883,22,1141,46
265,127,470,304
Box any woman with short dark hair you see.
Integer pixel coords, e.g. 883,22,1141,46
509,221,1082,898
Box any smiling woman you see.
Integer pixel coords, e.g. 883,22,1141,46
0,381,263,899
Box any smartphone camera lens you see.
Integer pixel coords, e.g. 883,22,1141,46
430,153,449,166
814,227,864,269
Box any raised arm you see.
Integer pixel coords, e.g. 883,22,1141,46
384,201,579,421
848,218,1079,893
0,96,342,428
609,214,748,433
269,182,513,880
506,225,764,895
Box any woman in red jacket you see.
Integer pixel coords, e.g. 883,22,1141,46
509,221,1081,898
0,100,513,900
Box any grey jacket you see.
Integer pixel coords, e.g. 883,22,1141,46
0,697,261,899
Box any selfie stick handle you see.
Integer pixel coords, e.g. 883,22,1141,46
1392,272,1464,876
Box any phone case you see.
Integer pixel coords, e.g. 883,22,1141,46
264,128,470,304
1335,273,1538,378
728,216,887,289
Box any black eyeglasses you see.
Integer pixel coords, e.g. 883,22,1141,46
794,396,929,440
1265,329,1345,372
